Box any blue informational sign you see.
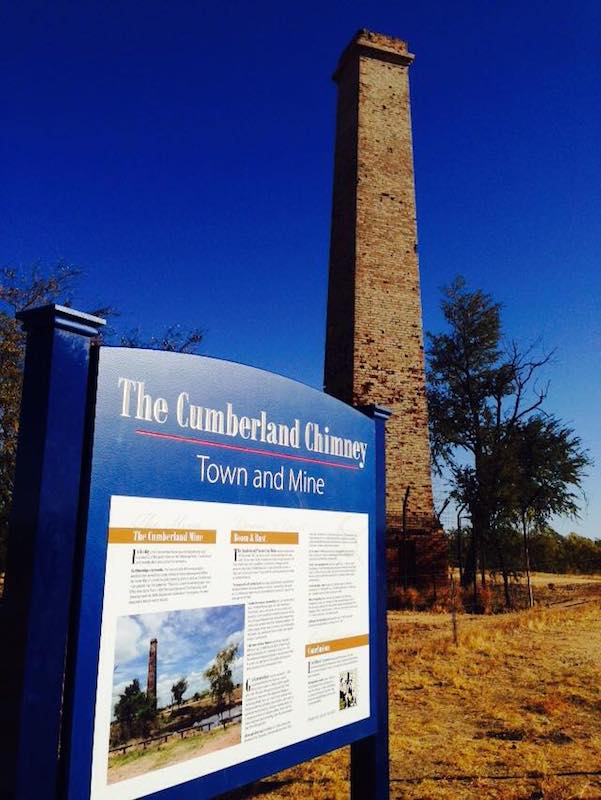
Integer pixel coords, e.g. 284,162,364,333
64,347,381,799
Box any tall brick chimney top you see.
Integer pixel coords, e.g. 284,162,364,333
334,29,414,81
325,26,448,594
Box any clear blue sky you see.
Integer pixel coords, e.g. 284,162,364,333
2,2,600,537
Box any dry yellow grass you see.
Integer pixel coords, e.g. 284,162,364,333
527,572,601,587
384,601,601,798
225,582,601,800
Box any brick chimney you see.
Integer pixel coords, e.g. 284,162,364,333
324,30,447,592
147,638,157,708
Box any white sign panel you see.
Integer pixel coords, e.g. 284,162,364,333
90,495,370,799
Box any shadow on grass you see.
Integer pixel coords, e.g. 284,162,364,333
220,779,295,798
390,769,601,783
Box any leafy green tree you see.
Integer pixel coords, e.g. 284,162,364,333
528,524,566,573
203,644,238,717
113,678,156,742
506,415,590,605
427,277,589,608
171,677,188,708
561,533,601,573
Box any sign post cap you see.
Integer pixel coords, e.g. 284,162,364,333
16,303,106,337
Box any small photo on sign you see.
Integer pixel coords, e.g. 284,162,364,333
107,604,244,784
339,670,358,710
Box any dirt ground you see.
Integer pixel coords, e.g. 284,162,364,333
108,721,241,784
225,576,601,800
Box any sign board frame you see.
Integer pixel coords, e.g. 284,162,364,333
1,306,390,800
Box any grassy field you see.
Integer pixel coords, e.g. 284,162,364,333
108,720,241,783
226,576,601,800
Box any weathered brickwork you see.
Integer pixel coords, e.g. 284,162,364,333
324,30,447,592
147,637,157,708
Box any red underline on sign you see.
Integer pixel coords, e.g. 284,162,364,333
134,429,361,471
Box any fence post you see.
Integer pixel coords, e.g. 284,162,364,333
351,404,391,800
0,304,105,800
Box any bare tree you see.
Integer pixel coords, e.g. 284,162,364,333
0,261,204,572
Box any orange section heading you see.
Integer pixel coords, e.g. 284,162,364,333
305,633,369,658
108,528,216,545
230,530,299,545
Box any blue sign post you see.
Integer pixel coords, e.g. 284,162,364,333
0,306,106,800
1,306,390,800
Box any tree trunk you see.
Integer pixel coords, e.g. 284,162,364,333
479,518,490,588
466,522,481,612
456,526,463,585
522,513,534,608
461,529,475,590
494,539,512,609
450,572,459,645
502,570,511,609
